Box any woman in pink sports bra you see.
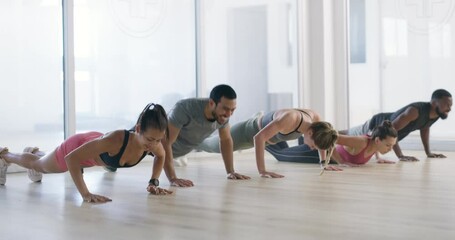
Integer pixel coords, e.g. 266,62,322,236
331,120,398,166
0,103,171,203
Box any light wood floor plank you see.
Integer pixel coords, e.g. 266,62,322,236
1,150,454,239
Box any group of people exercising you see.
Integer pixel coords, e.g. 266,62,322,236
0,85,452,203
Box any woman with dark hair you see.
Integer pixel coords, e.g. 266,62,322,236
0,103,172,203
269,120,398,171
331,120,398,166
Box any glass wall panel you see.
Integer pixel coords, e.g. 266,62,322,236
74,0,196,133
202,0,299,124
349,0,455,140
0,0,64,157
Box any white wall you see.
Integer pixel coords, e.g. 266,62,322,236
297,0,349,130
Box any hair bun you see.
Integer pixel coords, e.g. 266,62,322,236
382,120,392,128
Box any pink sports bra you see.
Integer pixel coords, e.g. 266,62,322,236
335,137,374,164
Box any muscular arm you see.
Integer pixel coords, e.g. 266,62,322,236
64,131,123,203
420,127,431,155
150,144,165,180
420,127,447,158
146,143,173,195
162,123,179,181
161,123,194,187
253,113,295,178
391,107,419,160
218,125,234,174
219,125,250,180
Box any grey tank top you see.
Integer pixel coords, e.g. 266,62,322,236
261,110,310,144
369,102,438,141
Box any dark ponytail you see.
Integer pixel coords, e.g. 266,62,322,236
370,120,397,140
136,103,168,134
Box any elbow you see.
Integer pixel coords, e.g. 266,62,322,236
64,156,70,165
253,134,263,145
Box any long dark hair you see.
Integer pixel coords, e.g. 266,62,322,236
370,120,397,140
136,103,168,135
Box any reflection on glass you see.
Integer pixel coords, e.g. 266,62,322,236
349,0,455,140
202,0,299,124
0,0,64,153
74,0,196,133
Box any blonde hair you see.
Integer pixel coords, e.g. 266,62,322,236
308,121,338,173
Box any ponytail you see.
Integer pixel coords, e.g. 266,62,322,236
136,103,168,135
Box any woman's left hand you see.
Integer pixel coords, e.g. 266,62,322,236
147,185,173,195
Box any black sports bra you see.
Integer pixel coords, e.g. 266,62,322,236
261,109,311,144
99,130,148,168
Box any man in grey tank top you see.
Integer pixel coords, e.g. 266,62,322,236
340,89,452,161
162,84,250,187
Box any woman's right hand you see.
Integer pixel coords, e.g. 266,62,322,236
82,193,112,203
324,165,343,171
147,185,173,195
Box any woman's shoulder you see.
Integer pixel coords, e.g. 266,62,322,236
101,130,128,143
337,134,368,146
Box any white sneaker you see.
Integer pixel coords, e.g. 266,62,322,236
0,147,10,185
252,110,264,118
0,158,9,185
174,156,188,167
24,147,43,182
27,169,42,182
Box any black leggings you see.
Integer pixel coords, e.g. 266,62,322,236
265,138,320,163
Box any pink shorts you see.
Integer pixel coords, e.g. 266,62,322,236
55,131,104,171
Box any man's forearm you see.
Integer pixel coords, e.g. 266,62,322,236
393,142,404,158
220,139,235,174
162,145,177,181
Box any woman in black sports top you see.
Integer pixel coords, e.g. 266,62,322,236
0,103,171,203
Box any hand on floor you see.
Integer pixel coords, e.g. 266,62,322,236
227,172,251,180
260,171,284,178
427,153,447,158
170,178,194,187
82,193,112,203
147,185,173,195
399,156,419,162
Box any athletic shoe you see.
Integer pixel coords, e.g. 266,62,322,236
0,147,9,185
27,169,42,182
104,166,117,172
0,159,9,185
174,156,188,167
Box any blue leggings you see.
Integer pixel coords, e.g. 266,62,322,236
198,120,323,163
265,139,320,163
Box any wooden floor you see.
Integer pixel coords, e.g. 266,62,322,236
1,150,455,240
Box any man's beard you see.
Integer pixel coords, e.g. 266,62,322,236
206,111,217,122
211,111,226,124
436,107,448,119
